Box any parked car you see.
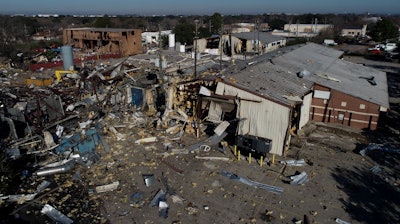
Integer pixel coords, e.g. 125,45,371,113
368,48,381,55
323,39,337,46
384,43,397,52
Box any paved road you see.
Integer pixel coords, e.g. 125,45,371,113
343,55,400,74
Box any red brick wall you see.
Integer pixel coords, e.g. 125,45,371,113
310,84,380,130
63,29,142,57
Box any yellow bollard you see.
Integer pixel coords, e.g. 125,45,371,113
234,145,237,156
249,153,252,164
238,150,241,161
272,154,275,164
260,156,263,167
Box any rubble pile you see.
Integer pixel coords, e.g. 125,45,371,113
0,51,229,223
2,47,398,223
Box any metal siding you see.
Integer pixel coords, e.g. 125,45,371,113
299,92,312,130
217,82,290,156
208,101,223,122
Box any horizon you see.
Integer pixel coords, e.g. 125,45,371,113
0,0,399,16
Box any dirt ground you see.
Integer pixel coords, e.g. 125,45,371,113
2,54,400,224
76,120,398,224
81,55,400,224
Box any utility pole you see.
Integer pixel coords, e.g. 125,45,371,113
158,24,162,74
219,23,223,71
194,19,199,77
314,18,318,33
158,24,163,80
257,20,260,55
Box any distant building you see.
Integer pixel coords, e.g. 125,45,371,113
341,25,368,37
63,28,142,57
36,14,59,18
284,23,333,33
272,23,333,38
231,32,286,54
142,30,172,45
31,32,57,41
198,32,285,58
225,23,269,34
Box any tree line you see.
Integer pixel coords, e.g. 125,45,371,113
0,13,399,59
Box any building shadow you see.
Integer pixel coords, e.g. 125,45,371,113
332,145,400,223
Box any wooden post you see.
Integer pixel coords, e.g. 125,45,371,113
234,145,237,156
196,122,200,138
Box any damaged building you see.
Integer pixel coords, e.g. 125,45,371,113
272,43,389,130
231,32,286,55
198,42,389,157
0,33,392,223
63,28,142,57
198,32,286,59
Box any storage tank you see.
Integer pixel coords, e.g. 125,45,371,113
168,33,175,48
179,44,185,53
61,46,74,70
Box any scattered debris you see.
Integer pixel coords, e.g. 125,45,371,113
220,170,284,194
149,189,166,207
95,181,120,193
290,172,308,185
160,158,184,175
359,143,400,156
135,136,158,144
188,132,228,152
130,192,145,208
170,194,185,204
370,165,383,174
214,121,230,136
158,201,169,218
281,159,306,166
35,160,76,176
194,155,230,161
0,30,396,224
41,204,74,224
335,218,350,224
143,174,155,187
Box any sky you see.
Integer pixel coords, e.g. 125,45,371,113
0,0,399,15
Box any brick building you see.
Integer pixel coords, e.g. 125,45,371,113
311,84,382,130
273,43,389,130
63,28,142,57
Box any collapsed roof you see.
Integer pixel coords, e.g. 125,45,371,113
221,43,389,109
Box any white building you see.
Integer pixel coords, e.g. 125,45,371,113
142,30,172,45
341,25,368,37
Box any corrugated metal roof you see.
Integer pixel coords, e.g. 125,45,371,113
272,42,344,74
232,32,285,44
272,43,389,108
222,52,313,107
221,42,389,108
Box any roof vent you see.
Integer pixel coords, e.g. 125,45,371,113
297,70,310,78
